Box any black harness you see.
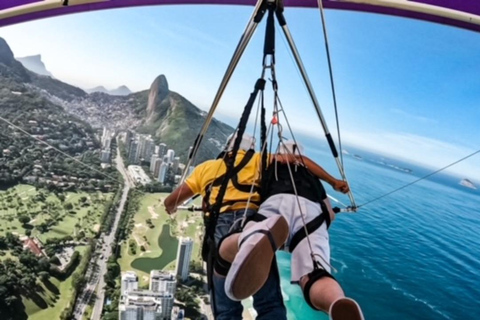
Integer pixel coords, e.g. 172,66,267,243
200,78,267,317
203,149,261,214
263,162,332,253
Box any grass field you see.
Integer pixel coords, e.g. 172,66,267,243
117,193,204,286
0,185,112,318
0,184,112,241
23,245,89,320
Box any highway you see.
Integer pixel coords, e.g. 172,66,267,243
73,144,132,319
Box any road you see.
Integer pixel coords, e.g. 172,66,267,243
73,145,132,319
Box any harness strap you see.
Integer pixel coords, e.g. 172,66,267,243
302,267,335,311
219,199,261,208
204,149,258,211
239,229,278,253
289,201,331,253
211,150,255,186
214,235,233,277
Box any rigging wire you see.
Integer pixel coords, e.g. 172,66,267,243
276,13,357,209
358,148,480,208
238,101,275,230
315,0,344,167
268,51,335,271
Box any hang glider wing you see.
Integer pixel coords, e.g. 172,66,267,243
1,1,479,33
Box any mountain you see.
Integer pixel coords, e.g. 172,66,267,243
110,85,132,96
0,37,232,164
86,85,132,96
139,74,234,161
17,54,53,77
86,85,109,94
0,38,105,187
0,38,30,83
29,71,87,101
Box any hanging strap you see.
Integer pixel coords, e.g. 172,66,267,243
206,78,266,241
288,200,331,253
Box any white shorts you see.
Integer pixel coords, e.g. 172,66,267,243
258,194,331,283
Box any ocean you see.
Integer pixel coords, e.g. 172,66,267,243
275,146,480,320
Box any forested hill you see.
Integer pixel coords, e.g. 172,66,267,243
0,38,115,188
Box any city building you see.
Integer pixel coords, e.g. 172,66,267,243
101,149,111,163
21,236,46,257
158,143,167,158
101,127,113,149
128,165,152,186
157,162,168,184
128,140,139,164
150,154,158,173
172,157,180,173
175,237,193,282
136,135,147,163
121,271,139,296
153,158,163,178
162,155,170,164
119,290,174,320
149,270,176,295
144,137,155,162
166,149,175,163
118,305,140,320
125,130,133,150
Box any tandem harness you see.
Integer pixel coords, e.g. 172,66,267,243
263,162,332,253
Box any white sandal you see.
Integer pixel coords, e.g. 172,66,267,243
329,297,365,320
225,215,288,301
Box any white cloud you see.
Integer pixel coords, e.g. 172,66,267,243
390,108,437,124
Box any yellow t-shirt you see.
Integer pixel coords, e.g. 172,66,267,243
185,150,262,213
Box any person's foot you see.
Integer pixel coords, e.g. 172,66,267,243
329,298,364,320
225,215,288,301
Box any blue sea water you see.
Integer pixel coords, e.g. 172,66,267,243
277,148,480,320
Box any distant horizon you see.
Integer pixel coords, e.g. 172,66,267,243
288,131,480,187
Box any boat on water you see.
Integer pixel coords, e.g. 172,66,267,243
459,179,477,190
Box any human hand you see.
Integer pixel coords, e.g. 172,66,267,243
332,180,349,194
164,202,177,215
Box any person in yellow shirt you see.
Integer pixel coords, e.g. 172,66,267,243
164,133,286,320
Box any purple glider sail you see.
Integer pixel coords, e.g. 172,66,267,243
0,0,479,33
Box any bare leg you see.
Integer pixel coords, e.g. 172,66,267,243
300,275,345,312
300,275,364,320
218,233,241,263
224,216,289,300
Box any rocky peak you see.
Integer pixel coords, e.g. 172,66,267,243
0,37,30,82
0,37,16,66
17,54,51,75
146,74,170,122
150,74,169,98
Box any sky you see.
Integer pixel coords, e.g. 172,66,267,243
1,4,480,181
